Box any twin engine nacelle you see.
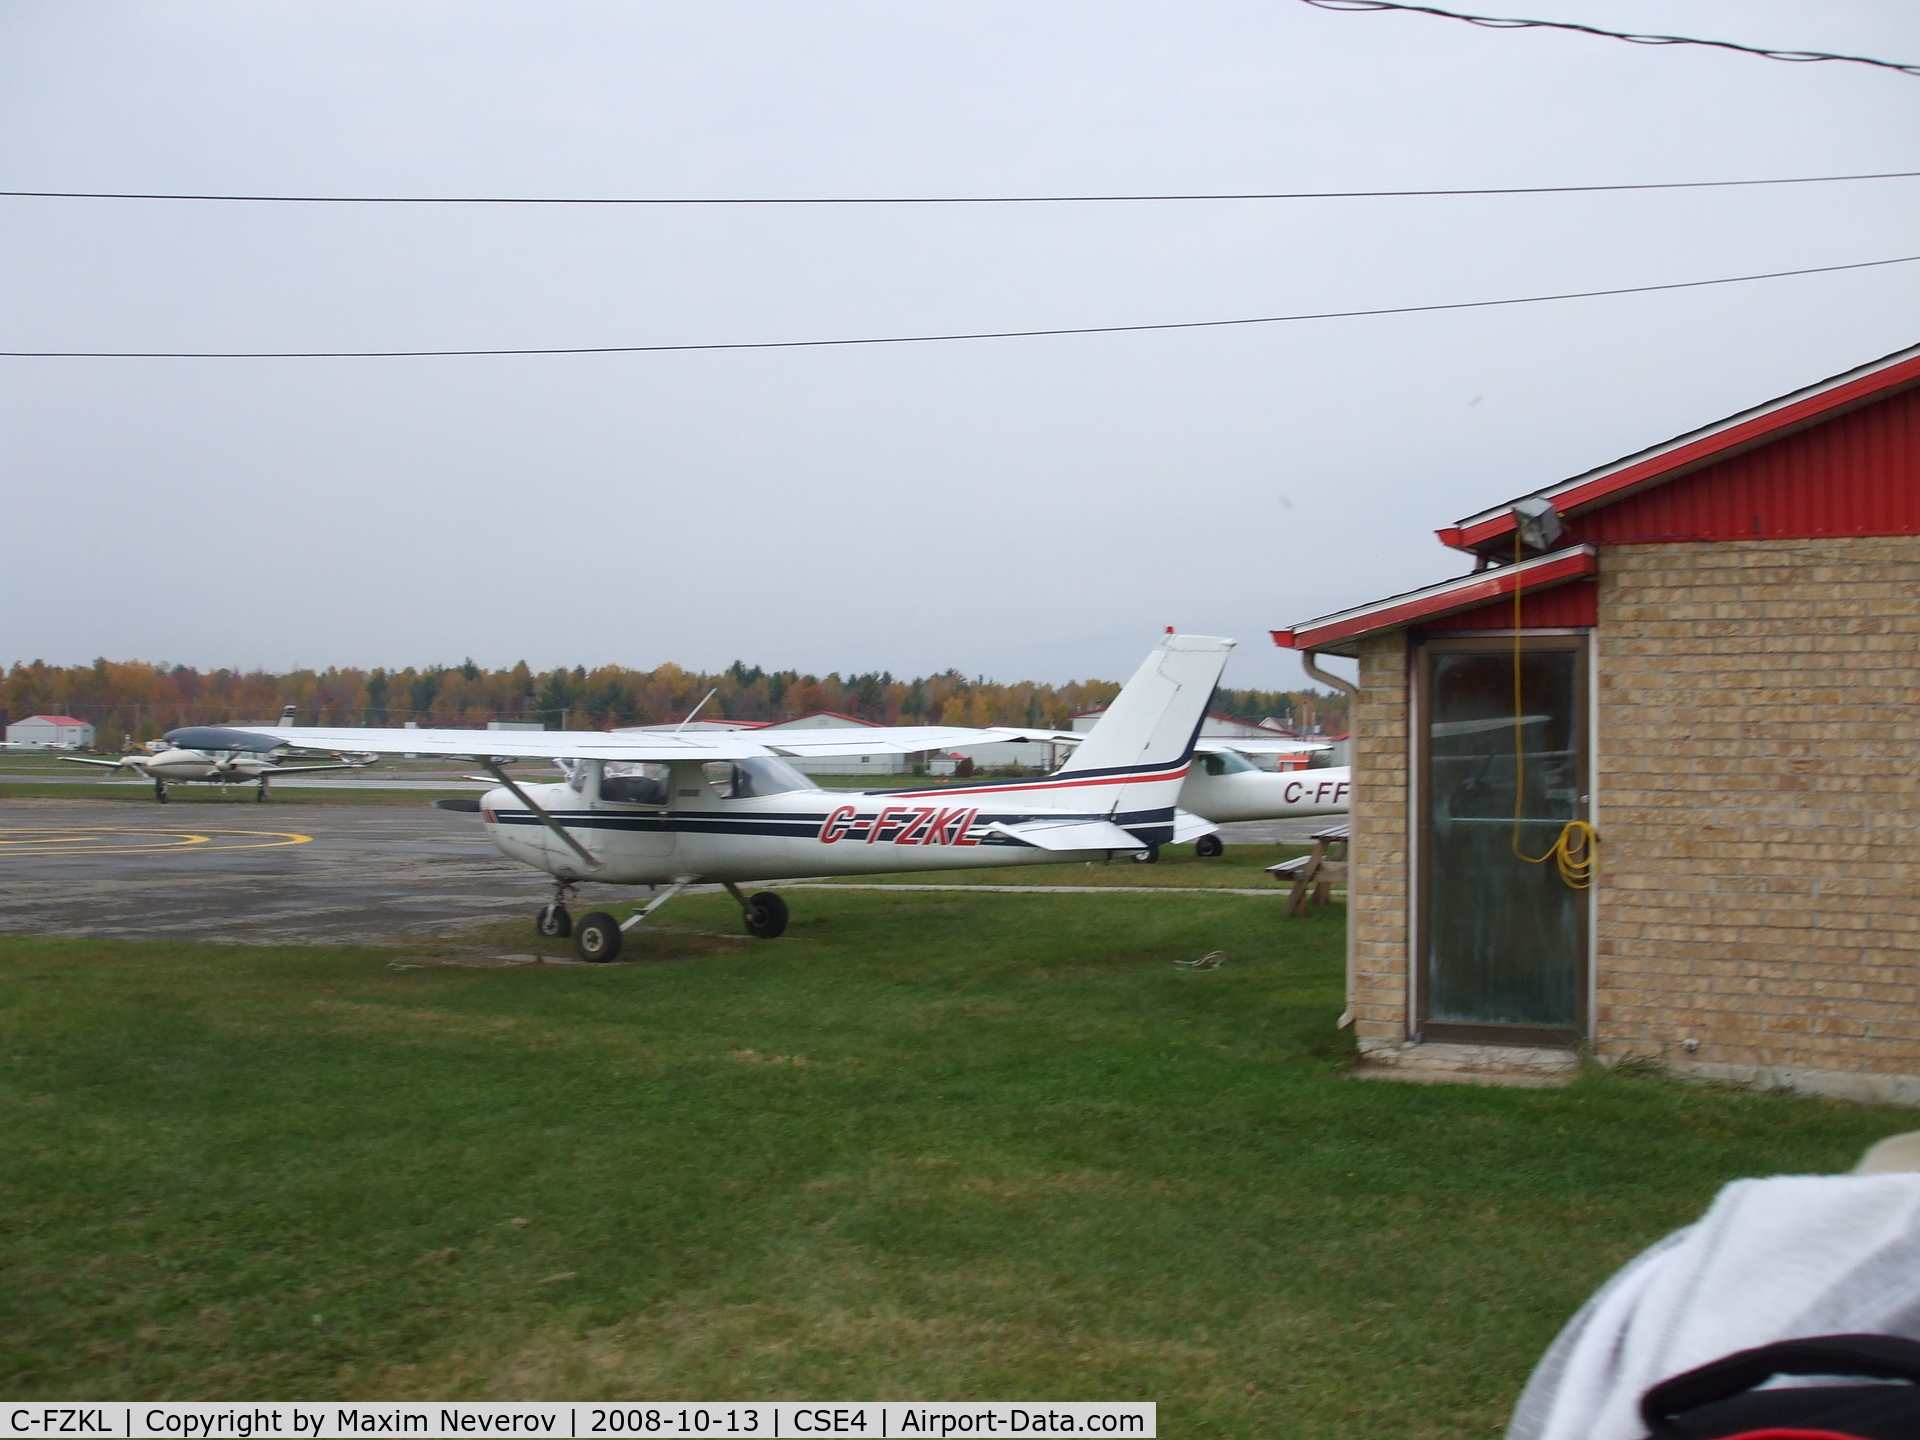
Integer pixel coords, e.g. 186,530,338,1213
142,748,262,781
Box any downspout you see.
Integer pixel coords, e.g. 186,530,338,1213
1302,650,1361,1030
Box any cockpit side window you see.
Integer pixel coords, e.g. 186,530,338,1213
1199,750,1256,775
737,756,819,797
700,756,820,799
602,762,670,806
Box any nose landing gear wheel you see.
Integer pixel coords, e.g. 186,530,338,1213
742,891,788,939
1131,844,1160,864
1194,833,1224,858
573,912,622,963
536,903,572,938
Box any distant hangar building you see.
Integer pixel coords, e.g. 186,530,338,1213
5,714,95,750
1274,341,1920,1103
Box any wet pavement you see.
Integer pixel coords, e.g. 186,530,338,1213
0,798,597,945
0,798,1330,946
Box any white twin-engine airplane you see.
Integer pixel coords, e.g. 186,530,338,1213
263,634,1241,961
60,711,374,802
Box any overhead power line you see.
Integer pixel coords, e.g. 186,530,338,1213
1299,0,1920,78
5,253,1915,360
4,170,1919,206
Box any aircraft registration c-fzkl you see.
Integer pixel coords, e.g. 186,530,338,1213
261,634,1237,961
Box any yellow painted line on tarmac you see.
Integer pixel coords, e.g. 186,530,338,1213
0,826,313,857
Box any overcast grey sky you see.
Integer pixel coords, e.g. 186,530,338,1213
4,0,1918,692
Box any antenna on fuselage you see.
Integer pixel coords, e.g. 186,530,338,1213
675,688,718,733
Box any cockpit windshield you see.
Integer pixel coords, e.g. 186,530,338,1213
1198,749,1257,776
701,755,820,799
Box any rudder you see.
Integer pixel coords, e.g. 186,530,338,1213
1059,634,1234,778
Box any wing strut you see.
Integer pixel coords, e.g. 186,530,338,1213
480,760,604,872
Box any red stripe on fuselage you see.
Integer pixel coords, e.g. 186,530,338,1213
892,763,1191,801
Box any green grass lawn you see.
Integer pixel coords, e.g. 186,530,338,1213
1,891,1906,1430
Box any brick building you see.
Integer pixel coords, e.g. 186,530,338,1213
1272,342,1920,1103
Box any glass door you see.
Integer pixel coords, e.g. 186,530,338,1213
1419,635,1587,1045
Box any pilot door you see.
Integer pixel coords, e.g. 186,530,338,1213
585,761,677,858
1417,634,1589,1046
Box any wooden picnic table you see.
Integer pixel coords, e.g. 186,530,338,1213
1268,822,1349,917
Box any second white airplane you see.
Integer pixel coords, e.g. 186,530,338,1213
1175,749,1350,856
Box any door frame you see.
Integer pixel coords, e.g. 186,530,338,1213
1412,629,1592,1048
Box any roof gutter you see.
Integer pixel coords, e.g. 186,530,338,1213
1274,544,1598,656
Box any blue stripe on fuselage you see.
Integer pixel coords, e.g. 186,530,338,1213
489,804,1175,845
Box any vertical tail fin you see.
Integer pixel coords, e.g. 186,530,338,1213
1059,634,1233,777
1054,634,1233,839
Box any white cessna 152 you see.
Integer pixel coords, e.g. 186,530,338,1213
261,634,1235,961
1174,748,1350,855
60,711,373,801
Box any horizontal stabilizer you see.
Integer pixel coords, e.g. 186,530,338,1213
1171,810,1218,843
982,817,1151,852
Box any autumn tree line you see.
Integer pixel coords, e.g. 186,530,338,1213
3,657,1349,754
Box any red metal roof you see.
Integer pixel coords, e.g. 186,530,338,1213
24,715,88,726
1441,342,1920,556
1272,546,1597,655
1564,383,1920,546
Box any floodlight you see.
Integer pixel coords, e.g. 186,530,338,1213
1511,496,1565,552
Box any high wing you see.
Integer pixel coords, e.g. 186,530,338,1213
758,726,1078,759
268,725,780,763
1022,733,1331,759
263,723,1057,765
1193,738,1332,758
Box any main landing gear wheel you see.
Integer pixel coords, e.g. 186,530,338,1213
742,891,788,939
1194,833,1224,859
1131,844,1160,865
154,781,169,804
573,912,623,963
536,903,572,938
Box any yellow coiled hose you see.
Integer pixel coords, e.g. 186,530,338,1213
1510,533,1597,889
